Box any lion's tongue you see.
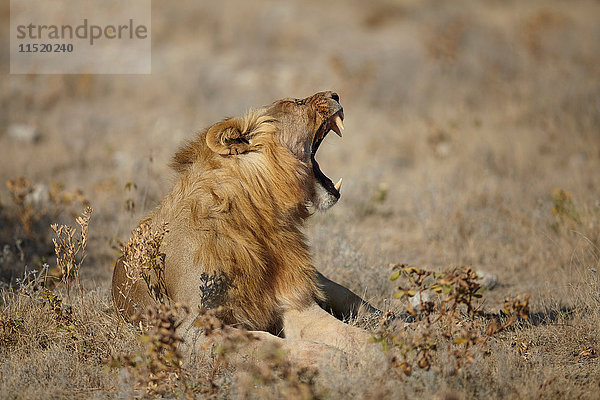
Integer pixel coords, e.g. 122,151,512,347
311,155,341,199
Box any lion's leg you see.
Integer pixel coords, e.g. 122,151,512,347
177,315,345,368
111,257,157,322
249,331,347,367
315,271,381,319
283,302,377,355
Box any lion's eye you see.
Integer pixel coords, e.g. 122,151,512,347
225,137,250,145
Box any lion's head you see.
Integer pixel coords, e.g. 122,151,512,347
266,91,344,210
174,91,344,212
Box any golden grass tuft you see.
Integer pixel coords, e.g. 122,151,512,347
120,222,170,304
51,207,92,299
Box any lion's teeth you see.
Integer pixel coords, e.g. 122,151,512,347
334,178,342,191
335,115,344,131
333,115,344,137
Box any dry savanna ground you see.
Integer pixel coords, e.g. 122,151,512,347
1,0,600,398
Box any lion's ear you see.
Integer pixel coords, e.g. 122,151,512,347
205,118,254,156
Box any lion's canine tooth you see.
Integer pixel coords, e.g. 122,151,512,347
333,115,344,137
334,178,342,191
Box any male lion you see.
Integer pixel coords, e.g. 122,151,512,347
112,91,380,357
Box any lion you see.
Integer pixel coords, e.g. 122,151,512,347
112,91,381,358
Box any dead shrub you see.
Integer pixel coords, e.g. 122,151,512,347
120,222,170,304
194,307,322,399
6,177,89,238
51,207,92,299
109,303,192,398
374,264,530,376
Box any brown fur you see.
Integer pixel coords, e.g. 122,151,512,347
112,92,348,333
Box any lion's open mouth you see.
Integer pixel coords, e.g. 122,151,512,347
311,109,344,200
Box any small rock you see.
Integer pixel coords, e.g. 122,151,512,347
7,124,41,143
476,270,498,290
0,244,15,266
568,153,586,168
409,290,434,309
435,141,452,157
113,151,138,169
24,183,50,207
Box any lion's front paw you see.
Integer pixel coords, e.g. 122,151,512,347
286,339,347,368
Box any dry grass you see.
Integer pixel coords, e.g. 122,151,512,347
2,0,600,398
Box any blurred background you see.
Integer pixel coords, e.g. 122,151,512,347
2,1,600,397
1,0,599,305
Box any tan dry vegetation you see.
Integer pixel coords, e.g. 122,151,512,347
1,0,600,398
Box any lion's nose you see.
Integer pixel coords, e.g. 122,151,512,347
331,92,340,102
